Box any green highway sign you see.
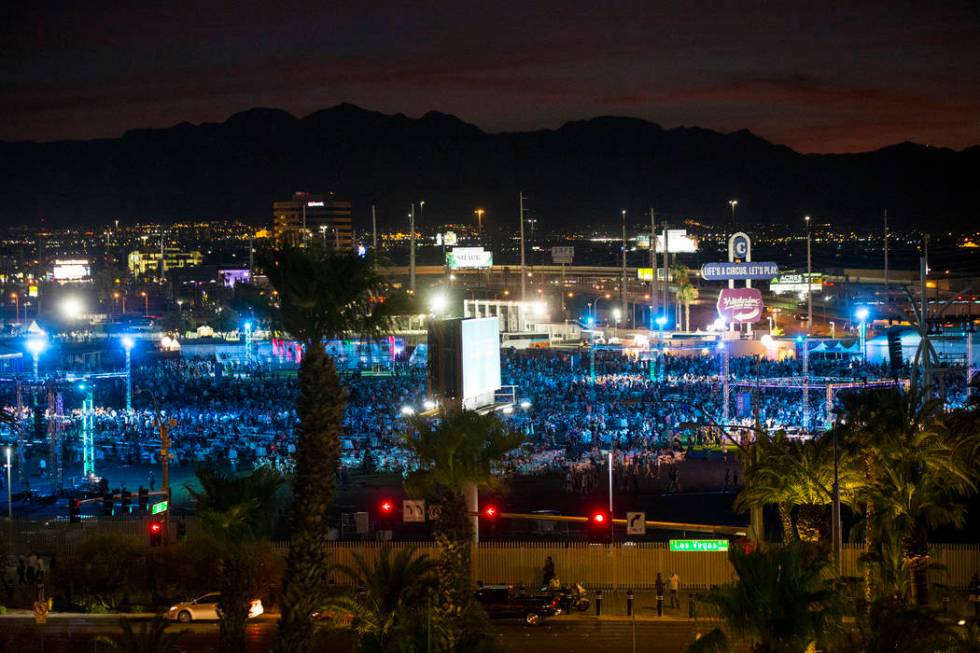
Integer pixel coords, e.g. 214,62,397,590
669,539,729,552
151,500,169,515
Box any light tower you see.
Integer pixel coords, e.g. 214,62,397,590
243,320,253,367
121,336,135,412
26,338,46,381
856,307,870,361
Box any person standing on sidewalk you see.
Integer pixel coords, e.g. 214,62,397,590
655,572,665,616
669,572,680,608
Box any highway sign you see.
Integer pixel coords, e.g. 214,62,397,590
151,500,168,515
701,262,779,281
403,499,425,523
669,539,729,552
626,512,646,535
551,246,574,264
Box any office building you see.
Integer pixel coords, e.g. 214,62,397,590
272,192,353,251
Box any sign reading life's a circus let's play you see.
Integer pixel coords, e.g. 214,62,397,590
717,287,764,324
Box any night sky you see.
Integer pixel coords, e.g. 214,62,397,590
3,1,979,153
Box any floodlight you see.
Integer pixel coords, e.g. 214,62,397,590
855,307,870,322
429,294,448,314
121,335,135,351
59,296,84,320
26,339,46,355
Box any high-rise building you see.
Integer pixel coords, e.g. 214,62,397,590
273,192,353,251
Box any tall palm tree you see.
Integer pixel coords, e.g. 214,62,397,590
735,432,797,543
264,248,405,653
402,409,522,650
325,547,438,652
689,542,844,653
186,467,284,652
678,283,699,331
671,264,689,329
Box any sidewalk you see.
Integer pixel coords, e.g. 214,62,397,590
551,589,703,621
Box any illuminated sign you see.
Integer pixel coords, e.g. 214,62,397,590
551,246,574,264
52,259,91,282
307,201,324,207
637,268,670,282
701,262,779,281
654,229,698,253
717,288,764,323
447,247,493,269
669,539,729,552
770,273,824,295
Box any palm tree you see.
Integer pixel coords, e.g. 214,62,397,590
402,410,522,649
678,283,699,331
737,432,861,543
96,616,188,653
689,542,844,653
325,547,438,652
671,264,689,329
186,467,284,652
264,248,405,653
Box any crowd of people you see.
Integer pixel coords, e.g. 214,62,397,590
4,345,968,492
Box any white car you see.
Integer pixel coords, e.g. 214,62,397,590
167,592,264,622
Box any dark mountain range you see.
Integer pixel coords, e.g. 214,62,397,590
2,103,977,231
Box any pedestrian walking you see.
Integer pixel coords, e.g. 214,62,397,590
669,572,680,608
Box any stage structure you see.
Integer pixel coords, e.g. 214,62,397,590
732,376,909,432
2,370,128,492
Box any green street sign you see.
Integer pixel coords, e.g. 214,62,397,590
151,500,169,515
669,539,729,552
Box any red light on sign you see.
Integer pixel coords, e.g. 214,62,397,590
380,500,394,514
149,522,162,533
483,505,497,518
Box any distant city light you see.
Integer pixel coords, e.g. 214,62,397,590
400,405,415,416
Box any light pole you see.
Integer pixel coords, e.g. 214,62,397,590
10,292,18,322
475,208,484,239
655,315,667,382
5,446,11,520
728,200,738,231
856,307,869,361
621,210,628,328
805,216,813,334
519,193,527,302
718,340,729,423
122,336,134,412
243,321,253,366
140,291,149,316
27,338,45,381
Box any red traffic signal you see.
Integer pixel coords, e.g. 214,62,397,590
149,521,162,534
379,499,394,514
483,505,498,519
591,511,607,525
149,520,163,547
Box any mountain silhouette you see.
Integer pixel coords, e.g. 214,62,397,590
2,103,977,231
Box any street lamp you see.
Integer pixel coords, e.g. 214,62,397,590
474,208,484,237
828,320,836,339
856,307,870,361
805,215,813,334
140,291,149,316
9,292,18,322
728,200,738,231
121,335,135,412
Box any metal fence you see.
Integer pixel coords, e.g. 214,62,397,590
4,520,979,592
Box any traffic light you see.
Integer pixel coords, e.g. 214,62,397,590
68,498,81,523
379,499,395,516
138,486,148,512
588,510,611,543
482,504,498,519
149,521,163,547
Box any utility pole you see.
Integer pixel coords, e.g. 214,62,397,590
621,210,628,328
519,193,527,302
805,216,813,334
371,204,378,252
662,221,669,329
650,209,658,326
248,233,254,278
409,205,416,294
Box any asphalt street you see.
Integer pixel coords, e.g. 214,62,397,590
0,614,711,653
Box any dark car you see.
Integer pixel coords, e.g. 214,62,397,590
475,585,558,625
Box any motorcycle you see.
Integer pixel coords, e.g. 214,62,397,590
543,582,591,615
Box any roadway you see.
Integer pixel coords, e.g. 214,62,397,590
0,613,715,652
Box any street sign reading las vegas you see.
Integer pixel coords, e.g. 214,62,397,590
669,539,729,552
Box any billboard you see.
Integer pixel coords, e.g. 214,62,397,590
717,288,764,323
637,268,670,282
461,317,502,408
652,229,698,253
52,259,91,282
770,273,824,295
447,247,493,269
701,261,779,281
